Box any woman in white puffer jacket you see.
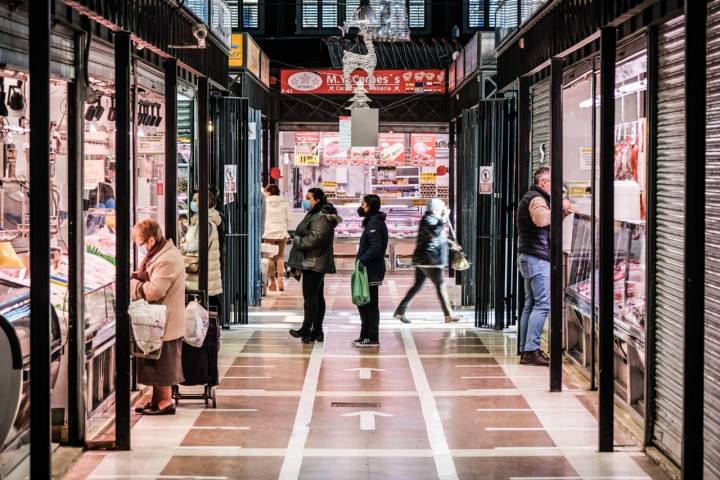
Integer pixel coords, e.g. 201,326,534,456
263,184,292,291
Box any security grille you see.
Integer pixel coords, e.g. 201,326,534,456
652,15,686,466
530,79,551,177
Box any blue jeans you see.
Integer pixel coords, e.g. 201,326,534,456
518,254,550,352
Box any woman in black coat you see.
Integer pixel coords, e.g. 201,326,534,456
354,194,389,348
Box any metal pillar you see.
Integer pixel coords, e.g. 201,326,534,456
67,30,87,447
598,26,616,453
198,77,210,306
448,119,457,281
590,58,597,392
29,0,52,476
517,77,530,355
681,1,707,477
114,30,132,451
164,59,178,243
549,57,564,392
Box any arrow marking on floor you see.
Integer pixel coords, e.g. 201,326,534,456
341,410,394,430
344,367,386,380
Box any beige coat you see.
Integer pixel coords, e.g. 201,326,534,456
183,209,223,296
131,240,186,341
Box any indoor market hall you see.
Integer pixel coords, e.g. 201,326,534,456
0,0,716,479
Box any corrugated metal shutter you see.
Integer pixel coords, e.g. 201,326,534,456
530,79,550,176
652,15,685,466
705,2,720,477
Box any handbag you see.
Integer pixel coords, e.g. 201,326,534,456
447,223,471,271
184,253,199,274
351,261,371,306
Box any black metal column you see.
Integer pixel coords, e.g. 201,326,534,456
517,77,530,354
598,26,616,453
681,1,707,477
644,25,659,448
29,0,52,476
198,77,210,306
114,31,132,451
67,30,87,447
549,58,564,392
448,119,457,281
590,58,598,392
165,59,178,243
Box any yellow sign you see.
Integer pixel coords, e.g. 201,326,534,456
420,172,437,184
229,33,244,68
295,154,320,166
321,181,337,191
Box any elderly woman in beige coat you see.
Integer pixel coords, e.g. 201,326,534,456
131,219,186,415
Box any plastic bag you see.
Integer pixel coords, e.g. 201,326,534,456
128,300,168,358
351,261,371,307
184,300,210,348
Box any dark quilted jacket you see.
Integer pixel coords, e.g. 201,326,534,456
288,204,342,274
412,212,448,267
357,212,389,285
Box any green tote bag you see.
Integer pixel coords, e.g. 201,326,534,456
351,261,371,307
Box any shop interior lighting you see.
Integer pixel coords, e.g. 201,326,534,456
578,79,647,108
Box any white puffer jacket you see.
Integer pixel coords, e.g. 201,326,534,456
263,195,292,240
182,208,223,296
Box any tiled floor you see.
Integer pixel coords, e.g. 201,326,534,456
63,274,670,480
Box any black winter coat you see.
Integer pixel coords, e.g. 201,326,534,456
412,212,449,267
287,204,342,274
356,212,389,285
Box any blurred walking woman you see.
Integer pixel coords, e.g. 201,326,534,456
287,188,342,343
130,219,186,415
354,194,388,348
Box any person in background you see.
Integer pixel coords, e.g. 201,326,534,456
262,184,292,291
287,188,341,343
177,213,189,240
394,198,460,324
89,161,116,208
354,194,388,348
182,191,223,318
517,167,573,366
130,219,185,415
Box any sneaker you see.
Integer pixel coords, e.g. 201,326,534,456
394,313,411,324
445,315,460,323
354,338,380,348
520,349,550,366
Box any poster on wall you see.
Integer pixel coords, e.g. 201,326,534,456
410,133,436,166
280,69,446,95
246,35,261,79
294,132,320,166
321,133,349,166
350,147,376,166
377,133,406,165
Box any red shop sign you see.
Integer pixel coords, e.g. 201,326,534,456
280,69,446,95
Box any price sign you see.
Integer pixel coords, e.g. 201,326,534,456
321,180,337,191
294,132,320,166
420,172,437,184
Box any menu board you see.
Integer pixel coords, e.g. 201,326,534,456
246,35,261,79
294,132,320,166
260,53,270,88
321,133,349,166
377,133,406,166
410,134,437,166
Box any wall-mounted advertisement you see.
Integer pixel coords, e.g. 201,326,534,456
246,35,261,79
260,53,270,88
280,69,446,95
410,133,436,166
377,133,406,165
321,133,349,166
294,132,320,166
229,33,244,68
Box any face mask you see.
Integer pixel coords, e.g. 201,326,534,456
190,201,198,213
302,199,312,212
357,206,366,217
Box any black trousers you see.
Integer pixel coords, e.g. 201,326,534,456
358,285,380,342
395,267,452,317
301,269,326,335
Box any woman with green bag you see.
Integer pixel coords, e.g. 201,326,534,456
353,195,388,348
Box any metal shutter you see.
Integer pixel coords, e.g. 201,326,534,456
705,2,720,477
652,15,685,466
530,79,550,176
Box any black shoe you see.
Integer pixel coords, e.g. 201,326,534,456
315,332,324,343
352,337,362,344
290,328,308,339
354,338,380,348
520,350,550,366
143,403,176,415
394,313,411,324
302,335,316,344
134,402,155,414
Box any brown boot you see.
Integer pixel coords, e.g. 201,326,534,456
520,350,550,366
268,279,277,291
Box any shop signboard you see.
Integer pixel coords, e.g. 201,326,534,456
455,53,465,89
280,69,446,95
246,35,261,79
260,53,270,88
448,63,456,93
378,133,406,165
294,132,321,166
339,116,352,149
224,165,237,194
464,34,478,76
229,33,244,68
479,166,493,194
410,133,437,166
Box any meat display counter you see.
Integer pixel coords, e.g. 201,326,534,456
0,281,66,478
563,212,646,418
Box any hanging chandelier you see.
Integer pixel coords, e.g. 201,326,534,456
341,0,410,43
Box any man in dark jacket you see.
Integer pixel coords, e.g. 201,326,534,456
354,194,389,348
517,166,553,366
394,198,460,324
